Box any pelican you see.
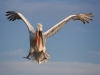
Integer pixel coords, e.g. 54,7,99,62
6,11,93,64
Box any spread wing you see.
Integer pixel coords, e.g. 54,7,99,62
6,11,35,34
44,13,93,38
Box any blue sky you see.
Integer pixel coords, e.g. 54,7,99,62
0,0,100,75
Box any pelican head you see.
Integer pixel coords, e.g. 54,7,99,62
36,23,44,52
37,23,43,31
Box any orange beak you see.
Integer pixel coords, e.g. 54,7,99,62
35,30,44,52
35,31,39,47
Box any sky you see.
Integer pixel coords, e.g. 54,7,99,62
0,0,100,75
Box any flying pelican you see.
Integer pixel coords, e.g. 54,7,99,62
6,11,93,64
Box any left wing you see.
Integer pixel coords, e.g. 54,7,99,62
44,13,93,38
6,11,35,34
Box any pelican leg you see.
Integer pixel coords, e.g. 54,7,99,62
23,53,31,60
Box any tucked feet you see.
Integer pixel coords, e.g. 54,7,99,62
40,52,50,62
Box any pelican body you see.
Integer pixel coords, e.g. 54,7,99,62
6,11,93,64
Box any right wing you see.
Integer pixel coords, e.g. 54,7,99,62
44,13,93,38
6,11,35,34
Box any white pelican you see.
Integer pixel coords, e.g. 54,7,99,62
6,11,93,64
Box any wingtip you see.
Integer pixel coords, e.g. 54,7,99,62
89,13,92,14
87,21,89,24
89,13,94,17
6,11,15,13
6,11,11,13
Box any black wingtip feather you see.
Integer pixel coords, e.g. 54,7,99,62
6,11,11,13
6,11,15,13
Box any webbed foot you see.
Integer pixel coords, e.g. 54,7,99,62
23,56,31,60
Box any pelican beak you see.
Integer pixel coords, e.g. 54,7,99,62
39,30,43,46
35,31,38,46
39,31,42,38
36,30,43,51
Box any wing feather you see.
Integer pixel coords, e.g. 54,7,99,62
6,11,35,33
44,13,93,38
